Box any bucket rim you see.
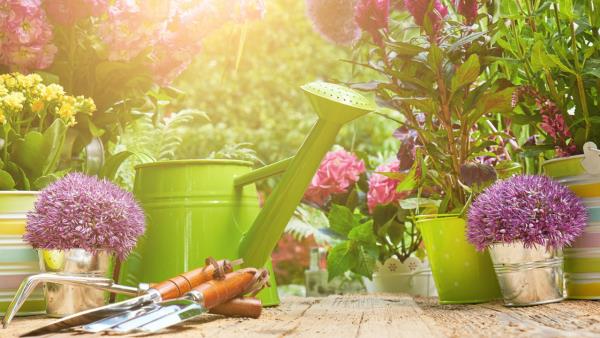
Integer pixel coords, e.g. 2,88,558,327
542,154,585,166
0,191,38,196
135,159,254,170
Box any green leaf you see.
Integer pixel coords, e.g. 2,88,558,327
494,160,523,179
475,87,515,116
428,44,443,75
385,41,426,57
400,198,441,210
558,0,574,20
98,150,135,181
348,220,375,243
327,242,355,280
11,131,44,179
352,245,378,279
396,167,417,194
0,169,15,190
33,170,69,190
451,54,480,93
547,54,576,74
41,119,67,176
327,204,358,237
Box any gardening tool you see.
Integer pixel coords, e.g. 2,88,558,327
118,81,376,306
83,268,268,334
7,258,242,335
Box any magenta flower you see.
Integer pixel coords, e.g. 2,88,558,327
25,173,146,260
404,0,448,34
454,0,478,25
467,175,587,251
354,0,390,45
44,0,108,26
304,149,366,206
305,0,361,46
367,160,407,213
0,0,56,71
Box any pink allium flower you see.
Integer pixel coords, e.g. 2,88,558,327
404,0,448,33
304,149,366,206
0,0,57,71
305,0,361,46
25,173,146,260
44,0,109,26
354,0,390,45
454,0,478,25
467,175,587,251
367,160,406,213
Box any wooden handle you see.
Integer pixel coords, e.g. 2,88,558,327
151,259,234,300
194,270,256,309
209,298,262,318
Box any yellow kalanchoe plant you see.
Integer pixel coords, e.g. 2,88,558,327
0,72,96,190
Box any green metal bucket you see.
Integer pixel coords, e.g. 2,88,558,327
118,160,280,306
417,215,501,304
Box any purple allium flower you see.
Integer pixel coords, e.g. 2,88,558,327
25,173,145,260
467,175,587,251
305,0,361,46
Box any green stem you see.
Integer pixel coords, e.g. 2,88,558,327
570,21,591,140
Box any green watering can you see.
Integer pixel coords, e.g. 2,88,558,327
118,82,375,306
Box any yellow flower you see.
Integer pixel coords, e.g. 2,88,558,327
2,92,26,111
0,110,5,125
56,101,76,126
2,75,17,90
31,100,45,113
42,83,65,101
0,84,7,97
17,73,42,89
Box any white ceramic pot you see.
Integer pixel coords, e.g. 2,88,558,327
363,257,437,296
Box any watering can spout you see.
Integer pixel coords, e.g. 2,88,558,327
237,81,376,268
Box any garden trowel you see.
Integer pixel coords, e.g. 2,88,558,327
81,268,268,334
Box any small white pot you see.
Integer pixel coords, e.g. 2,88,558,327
363,257,437,296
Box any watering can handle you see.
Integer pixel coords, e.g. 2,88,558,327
234,157,293,188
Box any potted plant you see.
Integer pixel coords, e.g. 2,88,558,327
24,173,145,317
0,72,96,315
303,148,436,295
348,0,520,302
467,175,587,306
497,1,600,179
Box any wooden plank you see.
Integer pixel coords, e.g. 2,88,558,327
415,297,600,338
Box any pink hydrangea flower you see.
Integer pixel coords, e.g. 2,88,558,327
367,160,405,213
44,0,109,26
304,149,366,206
404,0,448,34
354,0,390,45
0,0,56,71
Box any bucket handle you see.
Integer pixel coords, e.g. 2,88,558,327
583,142,600,175
233,157,293,188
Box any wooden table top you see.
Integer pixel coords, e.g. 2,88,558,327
5,294,600,337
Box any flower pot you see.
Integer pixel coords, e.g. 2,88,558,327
362,257,437,296
0,191,45,316
416,215,501,304
488,243,564,306
543,149,600,299
39,249,112,317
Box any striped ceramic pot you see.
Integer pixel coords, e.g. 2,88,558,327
543,142,600,299
0,191,45,316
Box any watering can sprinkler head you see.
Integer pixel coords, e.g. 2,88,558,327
301,81,376,124
238,81,375,269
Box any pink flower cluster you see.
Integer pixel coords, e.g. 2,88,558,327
304,149,366,206
367,160,405,213
0,0,57,71
355,0,390,45
100,0,265,86
455,0,478,25
404,0,448,34
44,0,108,26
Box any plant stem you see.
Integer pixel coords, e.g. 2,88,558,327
569,21,591,140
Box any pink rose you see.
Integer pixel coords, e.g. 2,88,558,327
304,149,366,206
367,160,405,213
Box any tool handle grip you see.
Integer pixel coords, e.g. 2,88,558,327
151,259,234,299
209,298,262,319
194,269,256,309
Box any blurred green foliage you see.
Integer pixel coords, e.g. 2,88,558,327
174,0,396,165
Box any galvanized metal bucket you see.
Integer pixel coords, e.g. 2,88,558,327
488,242,564,306
39,249,112,317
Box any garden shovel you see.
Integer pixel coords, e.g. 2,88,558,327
82,268,268,334
16,258,241,336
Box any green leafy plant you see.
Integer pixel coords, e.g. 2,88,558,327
351,1,519,212
0,73,95,190
497,0,600,157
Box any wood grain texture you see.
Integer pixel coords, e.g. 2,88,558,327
6,295,600,338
